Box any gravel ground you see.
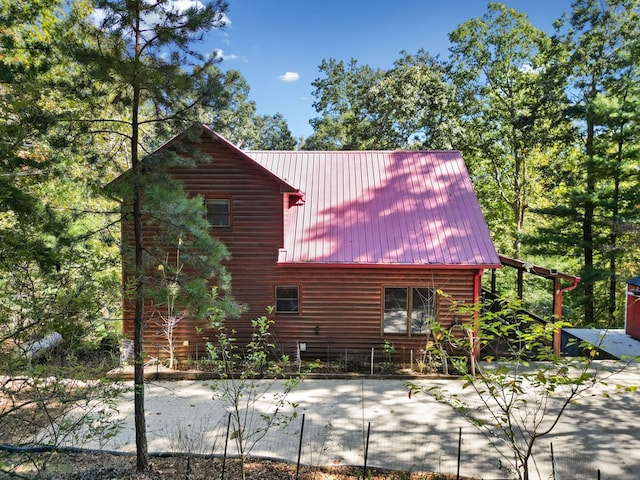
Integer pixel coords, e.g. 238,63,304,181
5,362,640,479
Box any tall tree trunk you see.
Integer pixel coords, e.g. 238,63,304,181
583,78,596,325
513,146,524,258
131,2,149,471
608,120,624,324
132,161,148,472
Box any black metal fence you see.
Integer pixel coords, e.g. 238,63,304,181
163,412,606,480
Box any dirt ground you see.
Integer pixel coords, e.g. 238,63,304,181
8,452,472,479
5,361,640,478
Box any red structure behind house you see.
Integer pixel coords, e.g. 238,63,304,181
114,124,502,360
625,276,640,340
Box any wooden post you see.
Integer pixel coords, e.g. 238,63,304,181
517,268,524,300
553,277,562,354
552,277,580,354
491,268,497,295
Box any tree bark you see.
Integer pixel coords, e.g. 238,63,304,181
131,1,149,471
608,117,624,323
133,175,148,472
582,76,597,325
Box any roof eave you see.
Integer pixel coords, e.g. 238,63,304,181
276,262,503,269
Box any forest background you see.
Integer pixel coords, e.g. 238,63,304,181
2,0,640,361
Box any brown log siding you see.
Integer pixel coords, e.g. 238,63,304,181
268,266,477,358
121,133,481,361
123,266,478,361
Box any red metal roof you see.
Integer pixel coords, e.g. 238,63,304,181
246,150,500,267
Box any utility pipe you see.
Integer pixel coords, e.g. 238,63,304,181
471,269,483,371
553,276,581,354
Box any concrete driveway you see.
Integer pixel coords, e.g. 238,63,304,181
75,363,640,480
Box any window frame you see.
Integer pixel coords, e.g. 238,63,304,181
205,198,231,228
382,286,437,336
274,285,300,315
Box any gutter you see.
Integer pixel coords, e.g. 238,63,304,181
275,262,503,269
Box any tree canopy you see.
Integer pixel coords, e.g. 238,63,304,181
303,52,455,150
304,0,640,326
2,7,640,471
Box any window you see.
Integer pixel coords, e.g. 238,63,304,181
383,287,436,335
275,286,299,314
383,287,407,334
411,287,436,334
206,199,230,227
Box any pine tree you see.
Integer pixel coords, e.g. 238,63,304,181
535,0,640,325
77,0,232,471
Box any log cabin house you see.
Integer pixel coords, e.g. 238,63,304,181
116,124,502,361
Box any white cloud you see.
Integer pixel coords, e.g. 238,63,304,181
141,0,206,28
89,0,215,31
279,72,300,82
87,8,107,26
519,63,541,74
212,48,239,61
169,0,206,12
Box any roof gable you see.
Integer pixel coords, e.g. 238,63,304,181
247,150,500,267
107,124,300,195
201,126,300,194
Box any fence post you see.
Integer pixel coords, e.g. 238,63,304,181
371,347,374,375
296,413,306,480
195,343,199,378
456,427,462,480
155,343,160,379
362,421,371,480
345,347,348,373
221,412,231,480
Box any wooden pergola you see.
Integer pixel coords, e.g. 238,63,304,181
489,255,581,353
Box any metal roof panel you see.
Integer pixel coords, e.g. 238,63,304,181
247,150,499,267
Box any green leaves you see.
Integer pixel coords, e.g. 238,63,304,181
617,384,640,393
450,3,566,257
532,0,640,325
407,295,621,480
206,309,305,479
305,52,456,150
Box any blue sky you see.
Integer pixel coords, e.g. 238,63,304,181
206,1,574,139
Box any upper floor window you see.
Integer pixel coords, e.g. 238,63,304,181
383,286,436,335
206,199,230,228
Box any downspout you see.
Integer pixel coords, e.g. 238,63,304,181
471,269,483,375
553,277,581,354
473,269,483,305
